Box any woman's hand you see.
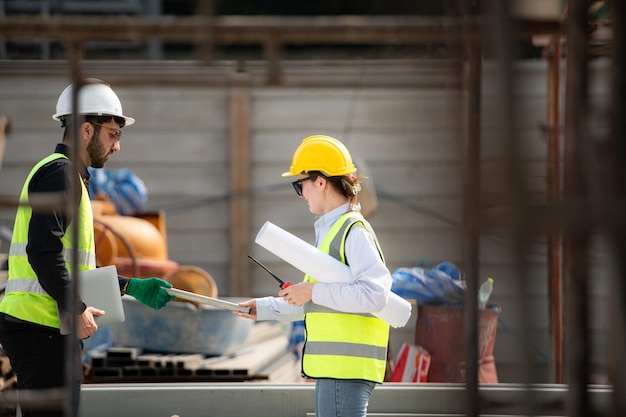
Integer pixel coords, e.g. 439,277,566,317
233,299,257,320
279,282,314,306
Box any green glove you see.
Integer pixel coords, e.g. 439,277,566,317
126,278,175,310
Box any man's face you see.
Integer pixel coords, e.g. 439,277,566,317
87,121,121,168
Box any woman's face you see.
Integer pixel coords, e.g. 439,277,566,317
297,174,324,214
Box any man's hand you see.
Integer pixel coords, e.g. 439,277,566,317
77,306,104,339
126,277,175,309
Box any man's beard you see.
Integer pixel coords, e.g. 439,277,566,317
87,134,109,168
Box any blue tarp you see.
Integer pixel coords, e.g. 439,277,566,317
88,167,148,215
391,261,465,305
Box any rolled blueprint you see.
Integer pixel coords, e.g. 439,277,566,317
255,221,412,328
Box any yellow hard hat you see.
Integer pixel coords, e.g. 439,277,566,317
282,135,357,177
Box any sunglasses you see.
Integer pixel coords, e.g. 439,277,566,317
291,176,314,196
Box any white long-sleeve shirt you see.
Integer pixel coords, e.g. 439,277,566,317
256,203,392,322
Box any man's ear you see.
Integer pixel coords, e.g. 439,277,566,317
80,121,93,140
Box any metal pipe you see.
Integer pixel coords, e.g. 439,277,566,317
546,37,564,384
488,1,536,415
562,0,592,416
607,0,626,414
461,32,482,417
66,40,84,417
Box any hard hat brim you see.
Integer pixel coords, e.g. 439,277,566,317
52,113,135,126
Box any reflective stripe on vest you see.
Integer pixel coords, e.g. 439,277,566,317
302,211,389,383
9,242,95,268
0,153,95,329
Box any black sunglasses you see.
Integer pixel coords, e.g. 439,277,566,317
291,176,314,196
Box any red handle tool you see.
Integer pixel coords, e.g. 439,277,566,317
248,255,292,289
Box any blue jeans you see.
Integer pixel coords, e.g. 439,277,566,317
315,379,376,417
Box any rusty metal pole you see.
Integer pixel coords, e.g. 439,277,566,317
459,1,484,415
461,39,482,417
607,0,626,414
65,40,84,417
488,4,537,415
545,37,564,384
563,0,591,416
456,1,481,415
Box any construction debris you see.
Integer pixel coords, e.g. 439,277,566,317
84,321,302,384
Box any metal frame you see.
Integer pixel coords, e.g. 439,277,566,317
0,2,623,416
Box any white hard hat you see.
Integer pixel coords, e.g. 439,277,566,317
52,79,135,126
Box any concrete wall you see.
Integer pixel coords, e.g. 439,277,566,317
0,58,614,384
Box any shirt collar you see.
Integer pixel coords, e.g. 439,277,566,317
55,143,90,184
313,203,351,245
319,203,351,226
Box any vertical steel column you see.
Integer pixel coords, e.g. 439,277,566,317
546,38,564,384
563,0,591,416
607,0,626,414
65,40,84,417
461,39,482,417
459,1,483,414
489,2,535,413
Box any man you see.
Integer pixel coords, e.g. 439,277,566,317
0,79,174,417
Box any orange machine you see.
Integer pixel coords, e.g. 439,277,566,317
92,199,217,299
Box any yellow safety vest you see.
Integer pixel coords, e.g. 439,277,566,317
0,153,95,329
302,211,390,383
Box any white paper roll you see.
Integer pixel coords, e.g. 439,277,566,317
255,221,412,328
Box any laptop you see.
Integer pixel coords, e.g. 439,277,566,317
59,265,126,334
79,265,125,326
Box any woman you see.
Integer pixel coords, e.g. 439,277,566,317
235,135,392,417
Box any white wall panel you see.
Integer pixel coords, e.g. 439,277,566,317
0,59,615,384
